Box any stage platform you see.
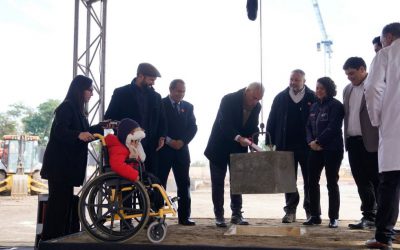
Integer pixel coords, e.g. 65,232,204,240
36,218,394,250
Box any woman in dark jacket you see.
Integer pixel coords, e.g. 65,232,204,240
303,77,344,228
40,75,104,241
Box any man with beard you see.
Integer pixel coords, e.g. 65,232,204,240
105,62,166,176
266,69,316,223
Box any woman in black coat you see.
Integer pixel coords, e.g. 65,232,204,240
40,75,104,241
303,77,344,229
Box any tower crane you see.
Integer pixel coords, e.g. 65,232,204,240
311,0,333,76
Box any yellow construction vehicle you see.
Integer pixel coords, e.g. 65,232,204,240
0,135,48,196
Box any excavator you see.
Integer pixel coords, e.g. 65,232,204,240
0,135,48,196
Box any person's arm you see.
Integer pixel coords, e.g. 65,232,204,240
217,94,241,141
52,102,83,145
364,52,388,127
316,102,345,147
104,88,121,121
105,135,139,182
182,103,198,145
266,96,279,145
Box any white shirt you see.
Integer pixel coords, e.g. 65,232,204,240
289,86,305,103
347,83,364,136
364,38,400,173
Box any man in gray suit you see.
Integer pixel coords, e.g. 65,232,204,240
342,57,379,230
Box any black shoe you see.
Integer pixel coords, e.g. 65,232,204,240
120,218,133,231
215,217,227,228
365,239,392,250
303,216,322,226
329,219,339,228
231,213,249,225
348,218,375,230
282,213,296,223
179,218,196,226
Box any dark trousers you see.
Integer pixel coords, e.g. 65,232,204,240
347,136,379,220
41,180,74,241
143,144,159,176
284,149,310,214
158,154,191,221
308,150,343,219
375,171,400,244
210,161,242,218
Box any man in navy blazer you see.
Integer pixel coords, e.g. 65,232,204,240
104,63,167,175
158,79,197,226
204,82,264,227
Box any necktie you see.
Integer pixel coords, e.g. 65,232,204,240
173,102,180,115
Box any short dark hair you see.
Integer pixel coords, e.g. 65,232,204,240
372,36,382,46
317,77,337,97
382,22,400,38
343,57,367,71
169,79,185,90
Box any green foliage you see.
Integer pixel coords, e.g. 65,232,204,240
0,113,17,136
22,99,60,145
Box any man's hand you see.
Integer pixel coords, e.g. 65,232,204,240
309,140,323,151
238,136,252,147
169,139,185,150
156,137,165,151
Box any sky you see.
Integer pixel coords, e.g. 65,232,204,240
1,0,399,163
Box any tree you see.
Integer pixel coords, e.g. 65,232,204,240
22,99,60,145
0,112,17,136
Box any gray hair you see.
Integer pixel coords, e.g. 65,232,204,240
246,82,265,94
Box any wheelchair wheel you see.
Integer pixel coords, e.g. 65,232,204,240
147,221,167,243
78,172,150,242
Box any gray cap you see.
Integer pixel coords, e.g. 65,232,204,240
137,63,161,77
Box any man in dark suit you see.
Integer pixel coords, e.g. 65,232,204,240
104,62,167,175
343,57,379,230
266,69,316,223
204,82,264,227
158,79,197,226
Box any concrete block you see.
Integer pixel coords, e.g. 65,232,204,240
230,151,296,194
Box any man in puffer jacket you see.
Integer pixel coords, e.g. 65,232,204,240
105,118,146,182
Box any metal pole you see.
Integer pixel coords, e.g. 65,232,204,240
99,0,107,121
72,0,79,77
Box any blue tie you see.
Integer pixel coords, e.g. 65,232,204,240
174,102,180,115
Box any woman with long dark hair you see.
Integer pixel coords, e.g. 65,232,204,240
40,75,104,240
303,77,344,228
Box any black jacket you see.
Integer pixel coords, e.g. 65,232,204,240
159,97,197,166
204,88,261,166
306,97,344,151
40,101,103,186
104,79,167,151
266,86,316,150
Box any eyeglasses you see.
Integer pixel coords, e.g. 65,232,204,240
86,88,94,93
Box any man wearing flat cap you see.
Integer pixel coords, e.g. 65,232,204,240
105,62,166,175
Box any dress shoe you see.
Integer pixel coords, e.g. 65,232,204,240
282,213,296,223
215,217,227,228
365,239,392,250
303,216,322,226
328,219,339,228
231,214,249,225
348,218,375,229
179,218,196,226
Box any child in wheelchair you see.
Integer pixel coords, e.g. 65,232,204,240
97,118,176,242
105,118,164,212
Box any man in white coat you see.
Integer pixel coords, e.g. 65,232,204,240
364,22,400,249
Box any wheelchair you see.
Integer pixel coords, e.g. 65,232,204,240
78,134,177,243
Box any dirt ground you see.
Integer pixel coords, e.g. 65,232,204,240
1,177,400,249
53,217,399,249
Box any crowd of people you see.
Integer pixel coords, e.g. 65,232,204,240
39,22,400,249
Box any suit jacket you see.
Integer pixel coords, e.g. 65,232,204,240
104,80,167,151
204,88,261,166
343,83,378,152
266,86,316,150
159,97,197,166
40,100,103,186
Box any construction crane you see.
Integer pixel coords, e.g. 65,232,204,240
311,0,333,76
